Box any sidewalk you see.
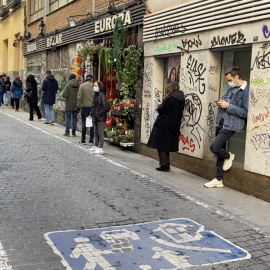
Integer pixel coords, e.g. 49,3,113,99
1,106,270,236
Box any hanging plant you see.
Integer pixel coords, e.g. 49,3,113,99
78,43,100,62
99,47,113,73
121,48,142,99
112,18,126,83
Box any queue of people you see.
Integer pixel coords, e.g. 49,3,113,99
1,66,249,181
62,73,108,155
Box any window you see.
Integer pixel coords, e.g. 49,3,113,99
30,0,43,22
49,0,75,13
30,0,43,14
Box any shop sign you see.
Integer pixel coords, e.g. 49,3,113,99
95,10,132,34
27,42,37,53
46,34,63,48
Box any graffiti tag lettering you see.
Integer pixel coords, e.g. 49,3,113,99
210,31,246,48
155,24,186,39
186,55,206,94
179,135,195,152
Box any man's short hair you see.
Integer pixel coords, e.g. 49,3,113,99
45,70,51,75
225,66,241,78
85,74,93,81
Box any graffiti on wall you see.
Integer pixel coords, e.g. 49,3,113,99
154,42,179,53
262,24,270,39
155,24,186,39
177,35,203,56
210,31,246,48
248,42,270,159
180,93,204,152
206,102,216,142
143,102,151,137
144,59,153,88
186,55,206,94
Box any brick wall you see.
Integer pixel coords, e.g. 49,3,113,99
27,0,133,38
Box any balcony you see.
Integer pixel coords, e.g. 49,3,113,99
0,5,8,16
6,0,21,9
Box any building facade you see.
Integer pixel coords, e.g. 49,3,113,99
141,0,270,201
0,0,25,78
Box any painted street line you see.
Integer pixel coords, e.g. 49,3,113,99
0,241,13,270
45,218,250,270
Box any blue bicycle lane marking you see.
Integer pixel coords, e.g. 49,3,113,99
44,218,251,270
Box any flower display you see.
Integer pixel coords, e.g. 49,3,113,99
73,53,83,79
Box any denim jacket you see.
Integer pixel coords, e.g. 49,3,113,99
215,81,249,132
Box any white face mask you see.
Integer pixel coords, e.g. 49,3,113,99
228,81,237,88
93,86,99,92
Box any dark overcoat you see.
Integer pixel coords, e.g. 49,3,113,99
26,81,38,104
147,90,185,152
42,75,58,105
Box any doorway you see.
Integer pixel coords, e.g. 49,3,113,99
220,49,251,164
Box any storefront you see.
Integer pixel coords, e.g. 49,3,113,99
23,1,145,145
141,0,270,201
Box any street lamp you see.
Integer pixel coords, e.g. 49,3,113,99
13,40,18,47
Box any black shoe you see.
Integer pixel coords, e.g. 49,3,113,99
28,119,33,121
79,140,86,145
63,132,70,136
43,122,50,124
156,165,169,172
51,122,54,126
38,116,42,119
72,133,76,136
89,139,93,143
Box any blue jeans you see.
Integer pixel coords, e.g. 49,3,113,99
3,92,9,105
210,125,235,180
65,111,77,134
44,104,54,123
81,106,94,142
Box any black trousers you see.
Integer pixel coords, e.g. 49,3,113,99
158,150,170,166
13,98,20,110
210,125,235,180
29,103,42,120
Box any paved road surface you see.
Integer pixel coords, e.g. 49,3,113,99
0,108,270,270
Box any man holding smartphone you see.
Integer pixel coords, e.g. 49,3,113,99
204,66,249,188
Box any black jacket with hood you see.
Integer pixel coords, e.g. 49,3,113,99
147,90,185,152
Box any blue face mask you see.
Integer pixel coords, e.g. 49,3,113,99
228,81,237,88
93,86,99,92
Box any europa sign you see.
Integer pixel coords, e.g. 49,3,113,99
95,10,132,34
27,42,37,53
46,34,63,48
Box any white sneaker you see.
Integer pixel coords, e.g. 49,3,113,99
223,152,235,171
204,178,224,188
89,146,98,152
94,148,104,155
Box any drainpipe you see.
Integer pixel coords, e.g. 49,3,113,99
92,0,95,16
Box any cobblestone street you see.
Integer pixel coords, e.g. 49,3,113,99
1,109,270,270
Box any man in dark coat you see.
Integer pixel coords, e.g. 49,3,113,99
42,70,58,125
147,81,185,172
